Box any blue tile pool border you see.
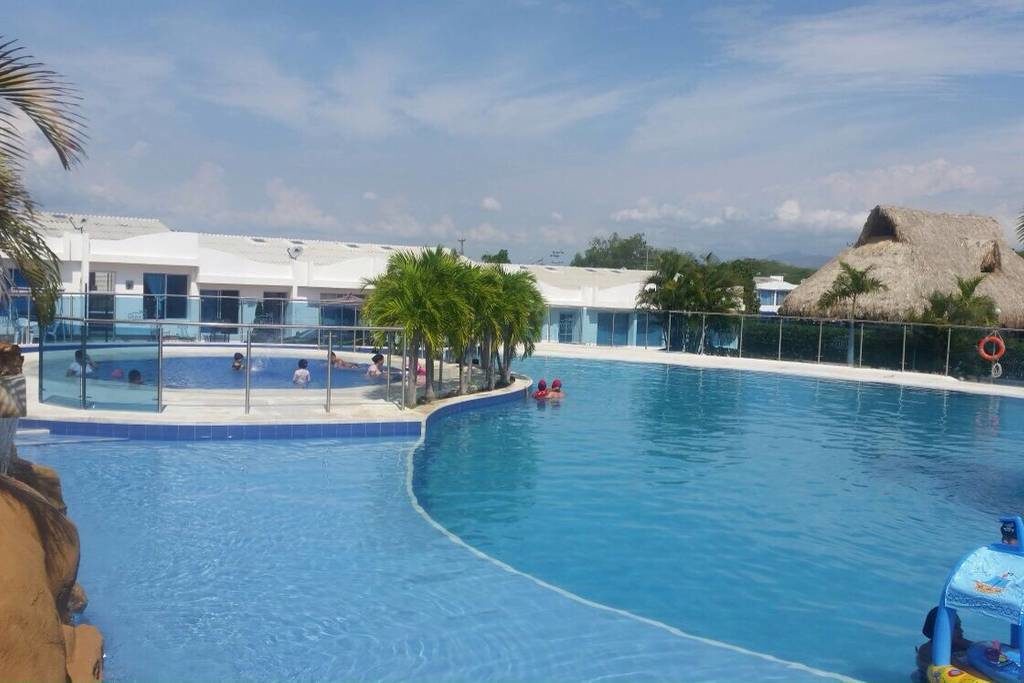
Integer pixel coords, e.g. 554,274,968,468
20,377,532,441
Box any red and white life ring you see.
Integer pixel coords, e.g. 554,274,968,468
978,335,1006,362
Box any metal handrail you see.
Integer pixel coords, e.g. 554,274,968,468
49,315,401,333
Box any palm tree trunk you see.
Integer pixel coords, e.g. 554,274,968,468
500,336,512,385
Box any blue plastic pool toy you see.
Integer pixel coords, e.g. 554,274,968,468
928,516,1024,682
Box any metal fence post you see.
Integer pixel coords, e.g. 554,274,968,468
38,329,44,405
777,317,783,360
738,315,744,358
944,327,952,375
858,323,865,367
400,333,408,410
244,329,252,414
901,325,907,372
157,328,164,412
701,313,707,355
80,323,88,409
326,331,333,413
817,321,823,363
385,331,392,405
667,313,673,351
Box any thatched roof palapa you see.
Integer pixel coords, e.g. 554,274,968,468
778,205,1024,327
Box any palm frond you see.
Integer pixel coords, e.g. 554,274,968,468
0,37,86,169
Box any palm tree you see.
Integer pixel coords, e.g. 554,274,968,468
817,261,887,365
0,37,86,323
494,267,545,386
918,275,997,327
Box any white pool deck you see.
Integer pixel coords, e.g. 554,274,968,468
533,342,1024,400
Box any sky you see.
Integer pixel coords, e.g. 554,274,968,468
9,0,1024,265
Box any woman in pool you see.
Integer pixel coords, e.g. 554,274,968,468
329,351,359,369
128,369,143,385
231,352,244,371
366,353,385,378
547,378,565,399
292,359,311,387
532,379,549,400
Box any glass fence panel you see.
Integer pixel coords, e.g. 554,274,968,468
903,324,948,375
945,326,1021,384
39,320,88,408
82,325,160,411
857,322,903,370
704,314,741,357
819,320,853,365
779,318,820,363
635,312,664,349
740,316,780,360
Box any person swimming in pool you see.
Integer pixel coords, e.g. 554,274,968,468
231,352,245,371
292,359,311,387
330,351,359,369
128,369,144,385
547,378,565,399
916,606,972,675
366,353,385,378
66,350,96,377
532,379,549,400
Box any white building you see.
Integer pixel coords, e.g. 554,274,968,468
8,212,658,346
754,275,798,315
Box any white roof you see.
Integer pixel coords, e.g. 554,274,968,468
505,263,652,309
36,212,171,240
754,275,798,291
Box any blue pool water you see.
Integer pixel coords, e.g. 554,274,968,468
25,435,833,682
44,354,393,389
25,356,1024,681
413,356,1024,682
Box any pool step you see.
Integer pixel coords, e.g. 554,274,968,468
17,428,51,437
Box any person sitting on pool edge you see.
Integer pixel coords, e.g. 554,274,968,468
329,351,359,369
128,369,143,385
231,352,244,371
292,358,311,387
366,353,385,378
916,606,972,674
547,378,565,399
66,349,97,377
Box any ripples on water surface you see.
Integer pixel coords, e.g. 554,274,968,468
414,356,1024,682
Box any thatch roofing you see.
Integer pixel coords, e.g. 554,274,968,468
778,205,1024,327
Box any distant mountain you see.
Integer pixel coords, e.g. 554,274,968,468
763,251,832,270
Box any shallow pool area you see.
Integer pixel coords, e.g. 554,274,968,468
25,435,837,682
414,356,1024,682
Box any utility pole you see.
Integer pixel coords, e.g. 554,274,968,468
457,238,465,255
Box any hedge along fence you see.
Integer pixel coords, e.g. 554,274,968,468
651,311,1022,386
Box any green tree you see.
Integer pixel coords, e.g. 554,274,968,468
480,248,510,264
493,267,546,386
571,232,655,269
916,275,997,327
0,38,87,323
817,261,887,365
362,247,469,406
725,258,815,287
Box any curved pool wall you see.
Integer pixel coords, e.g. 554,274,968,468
412,355,1024,682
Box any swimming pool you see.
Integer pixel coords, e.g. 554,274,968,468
413,356,1024,682
26,356,1024,681
41,354,395,390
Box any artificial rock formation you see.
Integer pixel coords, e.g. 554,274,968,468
0,452,103,683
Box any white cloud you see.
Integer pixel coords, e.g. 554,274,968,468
731,2,1024,86
480,196,502,212
611,197,692,223
259,178,338,229
467,222,504,241
550,211,564,222
363,191,378,201
821,159,989,204
772,199,864,232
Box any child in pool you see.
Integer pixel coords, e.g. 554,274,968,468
547,378,565,399
329,351,359,369
231,352,244,371
292,359,311,387
366,353,385,378
128,369,143,385
532,379,549,400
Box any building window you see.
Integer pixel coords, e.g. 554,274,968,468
89,271,115,293
200,289,240,334
758,290,774,307
558,311,577,343
143,273,188,319
775,290,788,305
5,268,29,290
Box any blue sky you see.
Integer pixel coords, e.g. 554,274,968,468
11,0,1024,264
